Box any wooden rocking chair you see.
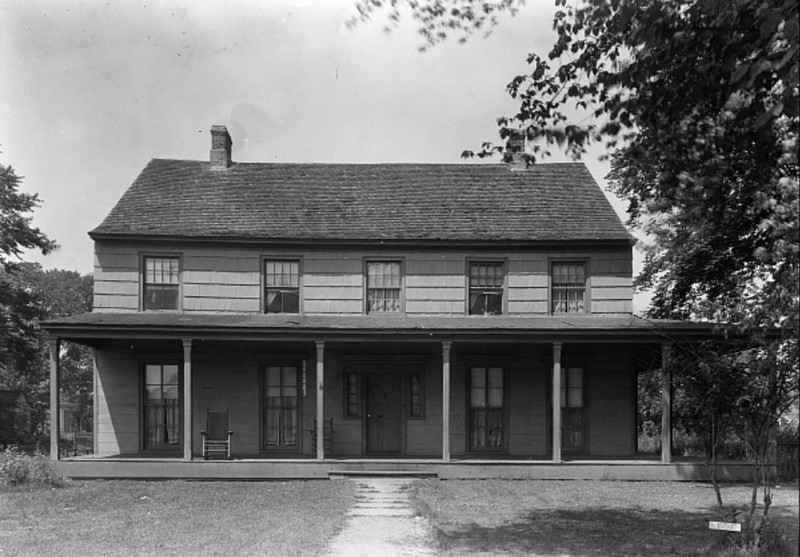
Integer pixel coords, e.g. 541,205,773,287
201,410,233,460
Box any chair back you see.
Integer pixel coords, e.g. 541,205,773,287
207,410,229,440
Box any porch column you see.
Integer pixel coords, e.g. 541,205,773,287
49,338,60,461
552,342,562,463
182,339,193,461
442,341,451,463
92,350,99,455
316,341,325,461
661,343,672,464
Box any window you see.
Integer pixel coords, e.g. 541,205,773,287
345,372,360,418
552,262,586,314
469,262,505,315
366,261,402,313
409,372,425,418
469,366,504,449
561,367,585,452
262,365,299,449
264,260,300,313
143,256,180,310
143,364,180,449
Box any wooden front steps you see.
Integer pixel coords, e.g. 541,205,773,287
329,470,438,479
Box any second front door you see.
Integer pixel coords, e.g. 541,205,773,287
366,373,403,454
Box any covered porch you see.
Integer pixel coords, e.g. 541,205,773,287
44,314,723,479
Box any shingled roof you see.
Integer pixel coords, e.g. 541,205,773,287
90,159,633,244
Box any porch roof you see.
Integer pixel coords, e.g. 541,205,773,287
43,312,723,343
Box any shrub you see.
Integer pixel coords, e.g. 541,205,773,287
0,446,64,487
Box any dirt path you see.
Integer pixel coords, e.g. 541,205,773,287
323,477,437,556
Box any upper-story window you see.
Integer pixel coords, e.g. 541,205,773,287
143,256,180,311
551,262,586,314
366,261,402,313
264,260,300,313
469,261,505,315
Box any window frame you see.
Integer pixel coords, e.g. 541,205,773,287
408,371,426,420
141,254,182,312
466,364,508,453
560,366,588,454
141,361,182,453
549,259,590,315
259,360,304,454
364,258,405,315
344,371,361,419
262,257,302,314
467,260,507,316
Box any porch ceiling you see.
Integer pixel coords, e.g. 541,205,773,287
43,312,724,343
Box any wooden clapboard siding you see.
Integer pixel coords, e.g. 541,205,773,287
94,242,141,311
95,349,139,456
589,250,633,314
507,354,550,457
93,241,634,316
588,349,636,456
193,357,261,456
303,253,363,315
405,257,465,315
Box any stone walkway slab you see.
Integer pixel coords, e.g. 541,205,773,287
324,478,437,556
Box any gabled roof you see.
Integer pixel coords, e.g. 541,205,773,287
90,160,633,244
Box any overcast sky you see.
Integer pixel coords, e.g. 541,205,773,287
1,0,643,305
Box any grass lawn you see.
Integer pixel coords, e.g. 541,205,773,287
410,480,800,556
0,479,355,556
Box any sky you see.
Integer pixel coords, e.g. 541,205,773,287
0,0,647,310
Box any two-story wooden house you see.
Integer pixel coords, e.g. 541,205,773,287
45,126,732,480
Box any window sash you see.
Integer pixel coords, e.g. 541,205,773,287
143,364,180,449
469,366,504,449
552,263,586,314
366,261,402,313
469,262,504,315
264,260,300,314
410,373,424,418
346,372,360,418
143,257,180,310
263,366,299,448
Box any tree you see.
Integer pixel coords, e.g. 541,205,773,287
0,263,93,451
354,0,799,545
0,161,57,448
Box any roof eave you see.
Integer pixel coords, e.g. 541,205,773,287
87,233,636,248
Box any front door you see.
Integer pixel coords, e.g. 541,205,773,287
366,373,402,454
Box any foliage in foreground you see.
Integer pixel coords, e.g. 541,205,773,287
0,446,63,487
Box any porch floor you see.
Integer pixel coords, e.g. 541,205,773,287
56,454,754,482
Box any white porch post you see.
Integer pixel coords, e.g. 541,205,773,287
316,341,325,461
182,339,193,461
49,338,60,461
661,343,672,464
552,342,562,463
442,341,451,463
92,349,99,456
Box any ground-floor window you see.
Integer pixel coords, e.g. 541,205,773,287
561,367,585,452
143,364,180,449
469,366,504,450
345,372,360,418
262,365,299,449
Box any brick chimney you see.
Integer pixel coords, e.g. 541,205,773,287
210,125,233,170
506,133,526,169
